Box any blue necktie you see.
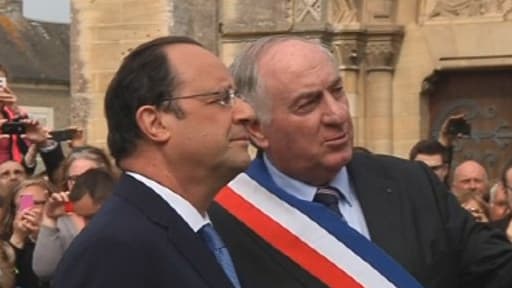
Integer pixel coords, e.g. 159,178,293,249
198,223,241,288
314,186,345,220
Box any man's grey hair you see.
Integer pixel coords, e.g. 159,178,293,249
230,35,338,123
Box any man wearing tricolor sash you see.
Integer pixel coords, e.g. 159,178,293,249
210,35,512,288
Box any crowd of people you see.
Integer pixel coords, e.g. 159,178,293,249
1,34,512,288
0,64,117,287
409,116,512,241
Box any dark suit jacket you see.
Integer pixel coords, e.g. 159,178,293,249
210,152,512,288
53,174,235,288
490,214,512,233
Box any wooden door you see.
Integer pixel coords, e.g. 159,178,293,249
428,69,512,181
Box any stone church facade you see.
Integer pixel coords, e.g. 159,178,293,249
71,0,512,179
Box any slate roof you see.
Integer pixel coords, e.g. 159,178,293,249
0,3,69,84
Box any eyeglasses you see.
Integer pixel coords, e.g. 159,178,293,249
163,88,244,107
67,175,80,183
428,163,448,172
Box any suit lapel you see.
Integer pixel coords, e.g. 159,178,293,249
115,174,234,288
347,153,407,264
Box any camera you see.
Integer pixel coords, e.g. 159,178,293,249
49,128,78,142
1,121,26,134
447,118,471,136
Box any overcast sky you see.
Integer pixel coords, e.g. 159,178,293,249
23,0,70,24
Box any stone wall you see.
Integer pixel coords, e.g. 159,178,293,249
72,0,512,160
70,0,218,148
219,0,404,154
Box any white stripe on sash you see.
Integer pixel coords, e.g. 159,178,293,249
228,173,396,288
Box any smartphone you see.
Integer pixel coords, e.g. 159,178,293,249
18,194,34,212
0,77,6,88
49,128,77,142
1,122,26,134
447,118,471,136
64,201,74,213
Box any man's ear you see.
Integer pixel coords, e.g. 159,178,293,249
135,106,171,142
247,119,269,149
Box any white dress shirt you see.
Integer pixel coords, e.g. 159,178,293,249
126,172,209,232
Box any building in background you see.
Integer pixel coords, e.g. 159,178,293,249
3,0,512,180
0,0,70,130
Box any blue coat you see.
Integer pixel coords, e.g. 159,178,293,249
54,174,235,288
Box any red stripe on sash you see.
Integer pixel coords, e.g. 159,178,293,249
216,187,363,288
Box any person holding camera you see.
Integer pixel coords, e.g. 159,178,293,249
409,114,471,186
0,64,32,167
0,64,65,181
409,139,450,185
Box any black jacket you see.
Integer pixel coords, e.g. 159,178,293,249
210,152,512,288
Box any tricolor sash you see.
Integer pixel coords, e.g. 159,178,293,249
215,157,422,288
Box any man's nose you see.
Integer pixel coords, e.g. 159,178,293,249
232,98,256,124
323,93,349,123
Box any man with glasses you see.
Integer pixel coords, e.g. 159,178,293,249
54,36,254,288
409,139,450,185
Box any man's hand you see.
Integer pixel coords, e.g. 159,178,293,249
22,118,50,144
70,127,86,148
21,208,42,233
44,191,70,219
438,114,465,147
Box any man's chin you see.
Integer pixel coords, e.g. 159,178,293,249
226,153,251,174
325,149,353,168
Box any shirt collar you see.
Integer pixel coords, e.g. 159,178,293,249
126,172,209,232
263,153,353,206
